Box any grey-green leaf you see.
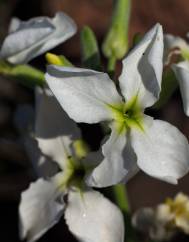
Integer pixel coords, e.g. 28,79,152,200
153,69,178,109
80,26,101,71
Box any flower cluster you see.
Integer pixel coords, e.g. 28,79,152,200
133,193,189,241
164,33,189,116
1,5,189,242
0,12,76,64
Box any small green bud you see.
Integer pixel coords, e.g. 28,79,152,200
153,69,178,109
80,26,101,70
45,52,73,67
73,139,89,159
102,0,131,60
132,33,143,47
46,53,63,65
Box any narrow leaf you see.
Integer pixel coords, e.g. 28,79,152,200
153,69,178,109
80,26,101,70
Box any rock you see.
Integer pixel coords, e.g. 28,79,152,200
0,102,11,126
0,76,33,103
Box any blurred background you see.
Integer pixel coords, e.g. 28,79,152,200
1,0,189,241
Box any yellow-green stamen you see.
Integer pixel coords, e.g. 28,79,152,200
107,95,145,134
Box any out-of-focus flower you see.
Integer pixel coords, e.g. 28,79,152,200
132,206,176,241
164,34,189,116
164,34,189,64
132,193,189,241
163,193,189,234
172,61,189,116
19,89,124,242
46,23,189,188
0,12,76,64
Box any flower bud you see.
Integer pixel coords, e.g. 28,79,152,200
46,52,73,67
102,0,131,60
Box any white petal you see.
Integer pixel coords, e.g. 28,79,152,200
65,189,124,242
1,17,54,63
175,214,189,234
119,23,163,108
1,12,76,64
164,34,189,60
86,126,138,187
45,65,122,123
155,204,173,224
24,136,58,177
132,207,155,232
14,103,58,177
132,206,175,241
31,12,76,60
172,61,189,116
164,34,188,49
131,117,189,184
82,150,103,170
19,178,64,242
8,17,21,33
35,87,81,169
35,87,80,139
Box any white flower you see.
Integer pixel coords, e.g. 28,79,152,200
45,23,189,187
164,34,189,116
132,206,176,241
132,193,189,240
164,34,189,64
162,193,189,234
0,12,76,64
172,61,189,116
19,89,124,242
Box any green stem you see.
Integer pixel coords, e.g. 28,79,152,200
0,60,45,88
113,184,130,213
113,184,140,242
107,56,116,78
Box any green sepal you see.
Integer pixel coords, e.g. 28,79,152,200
102,0,131,60
132,33,143,47
181,48,189,61
112,184,130,213
80,26,101,71
153,69,178,109
0,60,45,88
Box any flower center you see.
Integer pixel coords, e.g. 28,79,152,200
72,163,86,183
124,109,134,119
54,139,94,193
107,95,145,134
